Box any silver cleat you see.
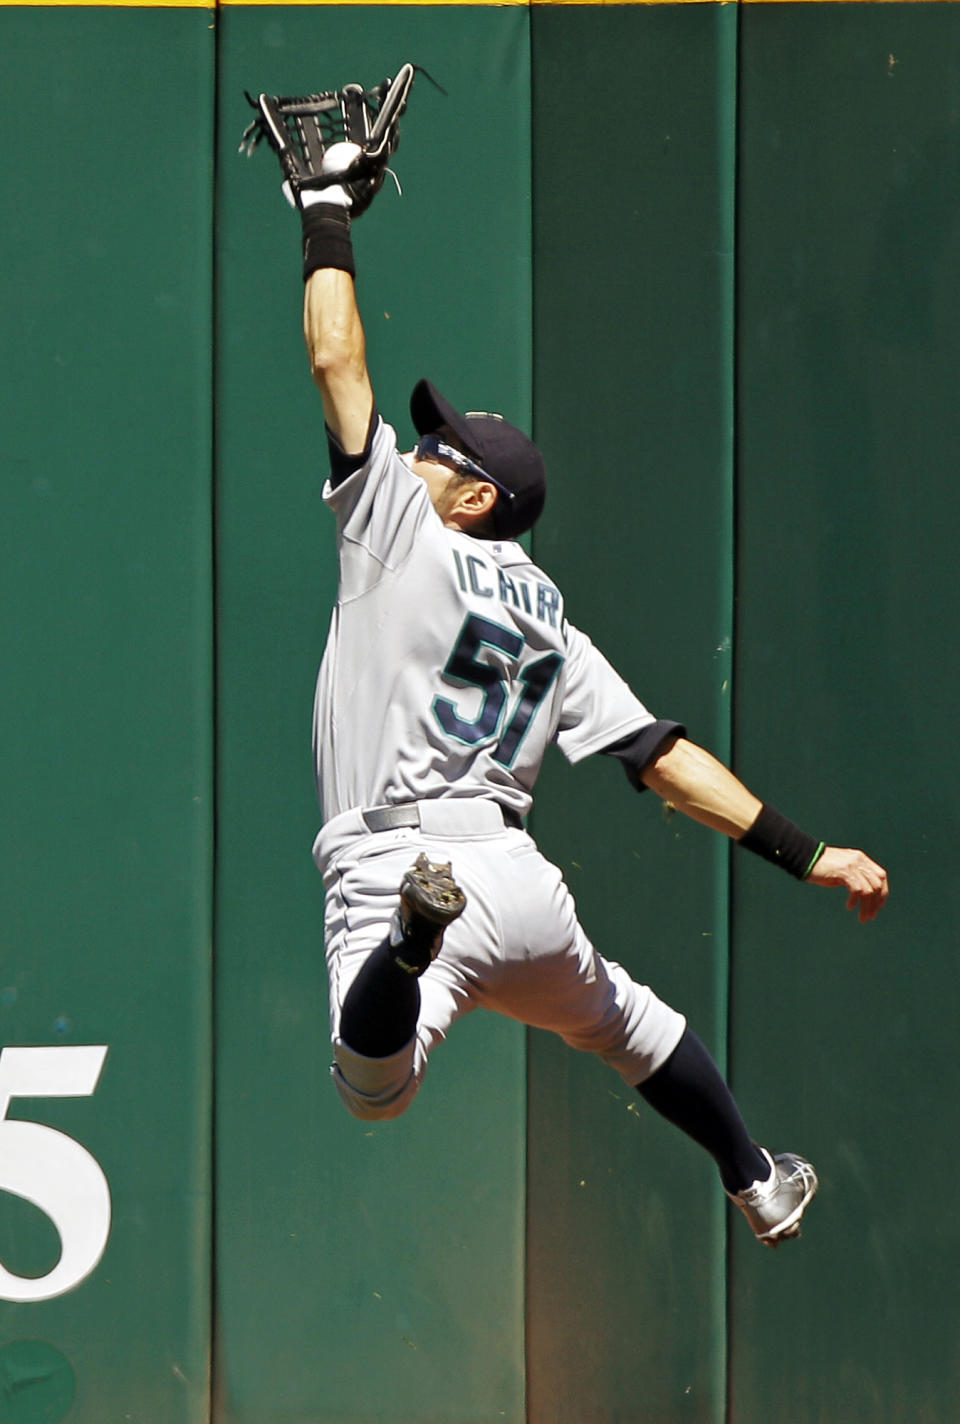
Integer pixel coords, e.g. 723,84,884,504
728,1149,819,1247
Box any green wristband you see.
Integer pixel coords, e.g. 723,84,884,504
802,842,827,880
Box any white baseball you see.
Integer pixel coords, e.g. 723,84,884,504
321,141,363,178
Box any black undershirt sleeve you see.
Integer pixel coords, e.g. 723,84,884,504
600,719,687,792
326,408,379,488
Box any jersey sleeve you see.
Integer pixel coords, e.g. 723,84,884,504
554,621,656,763
322,416,434,594
600,719,687,791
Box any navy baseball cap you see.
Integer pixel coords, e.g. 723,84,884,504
410,378,546,539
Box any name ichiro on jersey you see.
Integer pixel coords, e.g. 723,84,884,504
452,547,562,628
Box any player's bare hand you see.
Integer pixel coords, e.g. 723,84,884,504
806,846,889,923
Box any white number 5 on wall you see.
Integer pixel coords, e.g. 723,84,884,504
0,1045,111,1302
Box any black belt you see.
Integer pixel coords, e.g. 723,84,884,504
361,802,523,833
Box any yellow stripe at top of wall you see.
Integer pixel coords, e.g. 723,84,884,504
2,0,215,6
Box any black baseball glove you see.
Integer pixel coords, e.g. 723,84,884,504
239,62,416,216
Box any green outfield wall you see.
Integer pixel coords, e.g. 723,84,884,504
527,8,736,1418
1,3,957,1422
731,10,960,1420
1,10,214,1424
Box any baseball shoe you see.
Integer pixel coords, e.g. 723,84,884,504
390,854,467,975
727,1148,819,1248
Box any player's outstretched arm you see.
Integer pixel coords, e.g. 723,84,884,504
640,736,889,922
303,266,374,454
241,65,418,453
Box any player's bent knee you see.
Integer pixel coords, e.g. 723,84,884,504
331,1036,419,1120
335,1084,413,1121
331,1067,417,1120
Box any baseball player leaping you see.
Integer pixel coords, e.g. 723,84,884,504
243,66,889,1247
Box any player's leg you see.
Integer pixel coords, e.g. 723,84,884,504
637,1032,818,1246
638,1032,818,1246
636,1027,768,1192
326,843,471,1119
476,837,685,1077
481,837,817,1245
339,853,466,1056
337,941,420,1057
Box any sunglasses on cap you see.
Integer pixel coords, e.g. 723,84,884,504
414,434,516,506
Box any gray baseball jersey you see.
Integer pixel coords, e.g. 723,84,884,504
312,416,656,824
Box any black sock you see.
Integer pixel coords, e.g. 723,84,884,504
637,1028,769,1194
339,939,420,1058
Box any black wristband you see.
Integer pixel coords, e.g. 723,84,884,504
300,203,355,281
739,803,826,880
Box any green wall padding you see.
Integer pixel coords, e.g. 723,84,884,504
732,6,960,1421
214,12,531,1422
526,7,737,1420
0,10,214,1423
